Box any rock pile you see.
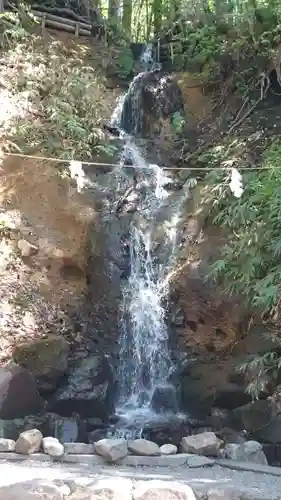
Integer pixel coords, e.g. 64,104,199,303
0,429,268,468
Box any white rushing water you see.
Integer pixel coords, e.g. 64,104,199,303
109,47,186,437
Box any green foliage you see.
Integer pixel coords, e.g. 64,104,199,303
1,31,115,159
205,141,281,397
115,48,134,79
172,111,185,134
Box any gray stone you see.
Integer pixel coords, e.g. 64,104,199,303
160,444,178,455
223,440,267,465
181,432,222,457
42,437,64,457
133,480,197,500
15,428,43,454
13,336,69,392
186,455,215,468
0,364,43,419
51,356,115,420
0,480,69,500
64,443,95,454
0,438,15,451
94,438,128,462
128,439,160,456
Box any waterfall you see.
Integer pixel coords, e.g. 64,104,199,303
108,46,186,438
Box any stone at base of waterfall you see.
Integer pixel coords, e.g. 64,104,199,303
133,480,196,500
0,438,15,452
128,439,161,456
64,442,95,454
160,444,178,455
95,438,128,462
0,480,70,500
223,440,268,465
42,437,64,457
180,432,222,457
15,428,43,454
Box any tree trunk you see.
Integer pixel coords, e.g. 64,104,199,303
152,0,162,36
122,0,132,33
0,0,4,13
108,0,119,21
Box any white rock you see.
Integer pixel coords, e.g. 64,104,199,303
42,437,64,457
15,428,43,455
181,432,222,457
17,239,38,257
0,438,15,452
94,438,128,463
0,479,68,499
223,440,268,465
89,478,132,500
64,442,95,454
160,444,178,455
133,480,197,500
128,439,161,456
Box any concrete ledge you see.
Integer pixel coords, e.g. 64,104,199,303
1,452,281,476
216,458,281,476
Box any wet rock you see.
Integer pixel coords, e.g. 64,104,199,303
95,438,128,462
0,480,69,500
15,428,43,454
160,444,178,455
150,384,178,414
0,438,15,451
120,71,185,137
181,432,222,457
142,418,191,446
133,480,197,500
216,427,247,444
50,355,115,420
0,363,43,419
64,442,95,454
128,439,161,456
13,336,69,393
223,440,268,465
42,436,64,457
88,427,110,443
170,306,185,326
46,413,88,443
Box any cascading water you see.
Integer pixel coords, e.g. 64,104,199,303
108,46,186,438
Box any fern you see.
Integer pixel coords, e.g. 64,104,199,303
206,141,281,397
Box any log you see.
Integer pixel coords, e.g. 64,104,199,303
30,4,90,24
31,10,92,31
36,16,91,36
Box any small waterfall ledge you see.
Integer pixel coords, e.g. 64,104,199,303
106,46,191,438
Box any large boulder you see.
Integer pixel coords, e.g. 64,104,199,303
228,399,281,444
0,363,43,419
50,355,115,420
0,480,69,500
223,440,268,465
133,481,196,500
180,432,222,457
128,439,161,456
15,428,43,454
120,71,185,138
13,336,69,392
95,438,128,462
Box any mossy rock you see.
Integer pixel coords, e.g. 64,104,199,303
12,336,69,389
